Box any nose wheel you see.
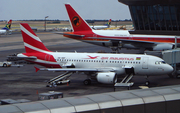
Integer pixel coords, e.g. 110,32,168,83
145,81,150,86
83,79,91,85
145,75,150,86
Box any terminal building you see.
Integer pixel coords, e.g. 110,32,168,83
118,0,180,35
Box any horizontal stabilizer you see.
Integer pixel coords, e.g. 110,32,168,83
34,66,40,72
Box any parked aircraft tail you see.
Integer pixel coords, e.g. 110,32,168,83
20,23,51,53
105,19,111,27
2,19,12,30
65,3,92,32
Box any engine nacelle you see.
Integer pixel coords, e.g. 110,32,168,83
153,43,174,51
96,72,117,84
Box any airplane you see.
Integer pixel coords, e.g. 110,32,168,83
16,23,173,87
61,19,111,31
90,19,111,30
60,4,179,52
0,20,12,35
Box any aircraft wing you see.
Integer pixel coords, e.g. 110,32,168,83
35,67,114,72
56,32,85,37
90,37,156,44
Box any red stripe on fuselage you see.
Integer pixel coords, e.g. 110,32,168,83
64,31,179,43
22,52,60,68
26,60,61,68
23,52,57,62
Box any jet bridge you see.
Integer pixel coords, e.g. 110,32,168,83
145,48,180,78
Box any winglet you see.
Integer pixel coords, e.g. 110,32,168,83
34,66,40,72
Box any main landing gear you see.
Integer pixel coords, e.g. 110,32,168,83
83,79,91,85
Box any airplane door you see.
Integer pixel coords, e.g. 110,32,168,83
142,57,148,69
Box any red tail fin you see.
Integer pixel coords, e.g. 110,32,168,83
65,4,92,32
20,23,51,53
8,20,12,24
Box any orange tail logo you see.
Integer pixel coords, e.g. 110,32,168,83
72,16,81,27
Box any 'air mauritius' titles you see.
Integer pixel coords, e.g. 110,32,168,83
84,55,136,60
101,57,134,60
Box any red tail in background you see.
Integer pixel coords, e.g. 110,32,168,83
65,4,92,32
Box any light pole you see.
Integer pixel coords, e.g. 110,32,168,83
44,16,49,31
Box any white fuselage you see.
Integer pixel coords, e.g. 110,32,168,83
26,52,173,76
0,29,7,34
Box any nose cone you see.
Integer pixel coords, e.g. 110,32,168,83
165,65,174,74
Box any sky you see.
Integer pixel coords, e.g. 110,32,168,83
0,0,131,21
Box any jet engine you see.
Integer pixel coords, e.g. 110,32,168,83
153,43,174,51
96,72,117,84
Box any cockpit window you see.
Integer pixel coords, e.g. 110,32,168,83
155,61,166,64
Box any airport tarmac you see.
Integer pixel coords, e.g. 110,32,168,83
0,32,179,101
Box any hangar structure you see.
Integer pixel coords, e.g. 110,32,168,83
118,0,180,35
